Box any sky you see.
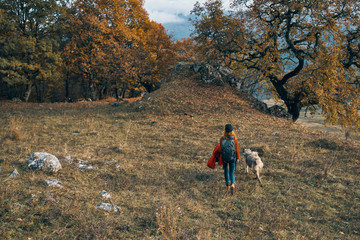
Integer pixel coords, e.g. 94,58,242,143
143,0,232,24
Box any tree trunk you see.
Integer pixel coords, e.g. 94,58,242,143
81,79,87,98
24,83,33,102
270,78,302,122
65,72,70,99
99,86,107,100
89,82,96,100
114,88,119,100
286,101,302,122
88,72,97,101
120,83,127,98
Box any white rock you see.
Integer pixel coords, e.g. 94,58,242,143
78,159,88,164
100,190,111,199
64,155,74,164
44,179,63,187
9,169,19,178
105,159,116,164
27,152,62,172
96,202,120,212
78,164,98,170
272,131,281,136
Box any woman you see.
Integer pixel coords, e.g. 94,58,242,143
220,124,240,195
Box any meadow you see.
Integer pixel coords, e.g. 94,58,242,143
1,72,359,239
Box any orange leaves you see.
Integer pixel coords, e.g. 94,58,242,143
61,0,177,99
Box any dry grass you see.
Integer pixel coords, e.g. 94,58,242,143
264,99,360,141
3,116,25,141
0,72,359,239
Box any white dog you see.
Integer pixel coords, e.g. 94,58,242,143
243,149,264,186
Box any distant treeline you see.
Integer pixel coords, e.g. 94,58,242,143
0,0,191,102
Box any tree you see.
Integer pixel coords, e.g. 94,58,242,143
191,0,266,95
0,0,65,102
62,0,115,100
174,37,198,63
130,20,177,93
192,0,360,131
63,0,177,100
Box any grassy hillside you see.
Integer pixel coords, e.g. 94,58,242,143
1,71,359,239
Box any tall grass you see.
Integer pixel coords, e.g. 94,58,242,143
4,116,25,141
0,76,359,239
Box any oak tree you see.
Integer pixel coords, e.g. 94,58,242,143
192,0,360,131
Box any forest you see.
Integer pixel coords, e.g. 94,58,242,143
1,0,359,130
0,0,187,102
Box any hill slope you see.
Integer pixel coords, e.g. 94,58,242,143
1,72,359,239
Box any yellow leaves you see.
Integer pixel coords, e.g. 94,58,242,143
192,0,360,130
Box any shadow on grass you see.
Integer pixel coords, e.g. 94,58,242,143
306,138,344,151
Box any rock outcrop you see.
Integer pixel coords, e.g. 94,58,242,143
268,105,291,120
27,152,62,172
173,62,242,89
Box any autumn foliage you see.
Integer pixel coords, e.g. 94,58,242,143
0,0,179,102
192,0,360,131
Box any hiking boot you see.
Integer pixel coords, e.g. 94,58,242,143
226,185,230,191
230,184,235,195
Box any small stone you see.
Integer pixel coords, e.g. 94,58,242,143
64,155,74,164
78,164,98,170
272,131,281,136
9,169,19,178
44,179,63,187
96,202,120,212
105,159,116,164
78,159,88,164
100,190,111,199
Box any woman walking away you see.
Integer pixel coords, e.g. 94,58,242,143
220,124,240,195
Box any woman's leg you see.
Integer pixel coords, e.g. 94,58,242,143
223,163,229,186
229,162,236,185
